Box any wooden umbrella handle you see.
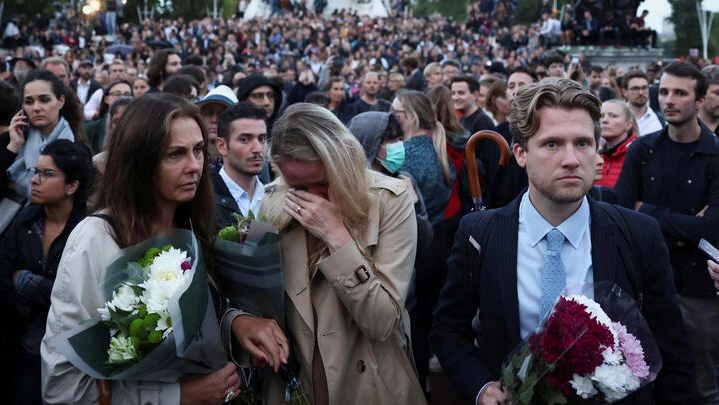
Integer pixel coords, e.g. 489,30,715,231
465,130,512,210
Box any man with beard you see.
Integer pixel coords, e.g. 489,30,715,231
235,73,284,131
616,60,718,403
70,60,101,105
212,101,268,228
699,65,719,135
622,70,664,135
432,78,694,404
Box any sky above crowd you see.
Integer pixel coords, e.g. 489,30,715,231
641,0,671,32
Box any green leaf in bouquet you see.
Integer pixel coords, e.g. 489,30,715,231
123,262,149,286
538,380,567,405
108,308,138,336
218,224,241,242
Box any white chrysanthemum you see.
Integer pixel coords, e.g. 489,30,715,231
156,310,172,332
148,248,189,279
106,285,140,313
107,335,138,363
593,363,640,402
139,249,192,313
570,374,598,398
602,346,623,365
98,306,111,321
141,278,174,314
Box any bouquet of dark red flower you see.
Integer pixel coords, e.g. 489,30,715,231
501,283,662,404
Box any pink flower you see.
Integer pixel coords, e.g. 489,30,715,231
613,322,650,380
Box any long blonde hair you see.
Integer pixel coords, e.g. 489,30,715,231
264,103,373,234
395,89,452,184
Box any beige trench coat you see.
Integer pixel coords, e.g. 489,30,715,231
261,171,426,404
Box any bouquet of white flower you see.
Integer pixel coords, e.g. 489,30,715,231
49,229,226,381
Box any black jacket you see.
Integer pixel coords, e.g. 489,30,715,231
211,170,242,231
614,121,719,297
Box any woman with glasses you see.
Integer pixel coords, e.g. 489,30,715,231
84,80,133,154
0,139,95,405
2,70,86,201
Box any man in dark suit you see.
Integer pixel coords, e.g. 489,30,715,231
431,78,694,404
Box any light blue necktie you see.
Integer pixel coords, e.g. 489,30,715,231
540,228,566,320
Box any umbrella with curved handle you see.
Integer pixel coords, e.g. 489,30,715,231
465,130,512,211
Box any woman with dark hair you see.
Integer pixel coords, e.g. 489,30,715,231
84,79,133,154
93,97,133,173
2,70,87,201
484,80,509,125
0,139,95,405
323,75,357,124
41,94,241,404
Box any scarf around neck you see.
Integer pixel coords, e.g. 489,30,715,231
7,116,75,200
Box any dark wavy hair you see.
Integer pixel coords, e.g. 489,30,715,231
98,79,133,118
23,69,87,144
41,139,96,208
95,93,217,264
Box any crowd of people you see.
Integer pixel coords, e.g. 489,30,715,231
2,0,719,404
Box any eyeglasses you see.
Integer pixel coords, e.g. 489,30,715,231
249,91,275,101
628,86,649,93
392,109,405,115
107,91,132,97
30,168,61,183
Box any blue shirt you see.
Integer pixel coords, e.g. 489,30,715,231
516,191,593,338
219,166,265,217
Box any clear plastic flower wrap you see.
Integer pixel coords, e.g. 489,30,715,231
501,282,662,404
48,229,227,381
214,212,309,405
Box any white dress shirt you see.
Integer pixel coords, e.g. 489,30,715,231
635,104,664,136
219,166,264,217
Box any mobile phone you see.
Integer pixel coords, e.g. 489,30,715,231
571,56,579,65
18,107,28,139
699,238,719,264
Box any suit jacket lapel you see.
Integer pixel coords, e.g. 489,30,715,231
281,226,315,334
494,209,522,344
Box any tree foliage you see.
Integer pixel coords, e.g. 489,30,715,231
668,0,718,58
410,0,469,20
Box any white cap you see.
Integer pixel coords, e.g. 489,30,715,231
196,85,238,107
